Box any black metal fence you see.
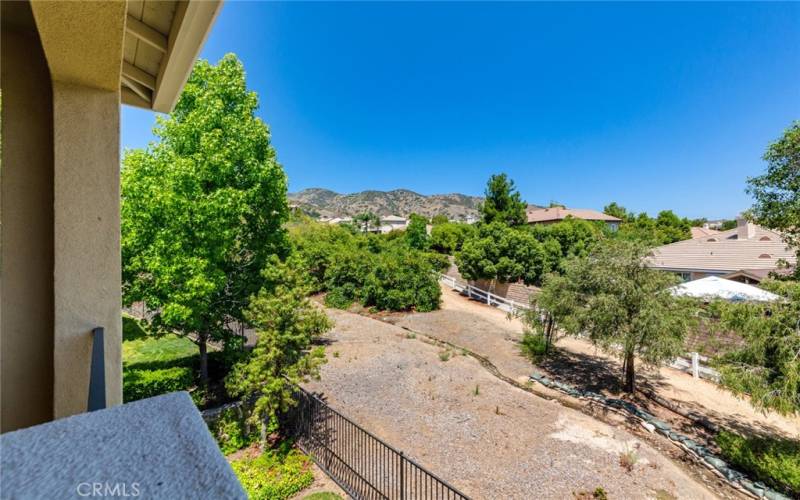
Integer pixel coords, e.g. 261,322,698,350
287,388,470,500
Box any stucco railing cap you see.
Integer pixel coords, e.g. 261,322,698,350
0,391,245,499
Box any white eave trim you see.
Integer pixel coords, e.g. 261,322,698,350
151,0,223,113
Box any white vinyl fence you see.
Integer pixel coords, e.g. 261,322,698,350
436,272,720,382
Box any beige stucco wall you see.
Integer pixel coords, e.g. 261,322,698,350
1,12,56,432
51,83,123,418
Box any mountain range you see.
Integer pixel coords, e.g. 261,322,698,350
288,188,484,220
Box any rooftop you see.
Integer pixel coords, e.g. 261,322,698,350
526,206,621,224
647,222,797,273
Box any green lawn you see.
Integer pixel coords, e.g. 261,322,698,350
122,315,197,366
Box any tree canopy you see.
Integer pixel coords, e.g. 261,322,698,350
121,54,288,383
532,239,695,393
405,213,429,250
709,280,800,416
480,173,527,226
226,256,332,433
747,121,800,268
456,222,554,286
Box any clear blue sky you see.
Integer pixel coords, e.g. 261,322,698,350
122,2,799,220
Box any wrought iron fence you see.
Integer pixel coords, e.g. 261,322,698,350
287,388,470,500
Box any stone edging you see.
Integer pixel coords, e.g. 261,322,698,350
529,372,791,500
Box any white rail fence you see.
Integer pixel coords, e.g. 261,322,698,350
436,272,719,382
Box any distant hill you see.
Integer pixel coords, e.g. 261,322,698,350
288,188,484,220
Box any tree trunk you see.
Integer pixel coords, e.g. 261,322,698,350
198,333,209,387
623,350,635,393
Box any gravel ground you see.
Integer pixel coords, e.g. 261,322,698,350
422,285,800,439
304,308,717,500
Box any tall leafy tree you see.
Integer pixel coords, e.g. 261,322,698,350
603,202,633,222
480,173,527,226
747,121,800,267
405,213,429,250
121,54,289,385
456,222,554,286
535,239,695,393
227,256,332,434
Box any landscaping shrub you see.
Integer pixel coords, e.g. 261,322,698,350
519,332,549,362
123,365,194,402
212,406,257,455
323,248,373,308
363,250,441,312
715,430,800,496
230,442,314,500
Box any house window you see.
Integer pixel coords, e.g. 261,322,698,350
677,272,691,282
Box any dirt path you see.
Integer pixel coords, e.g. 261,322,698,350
305,308,718,500
422,285,800,439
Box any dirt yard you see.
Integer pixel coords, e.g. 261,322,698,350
412,285,800,440
304,308,719,500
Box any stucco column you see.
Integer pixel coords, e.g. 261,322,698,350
30,0,127,419
51,83,123,418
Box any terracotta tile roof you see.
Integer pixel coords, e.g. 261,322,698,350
526,207,621,224
647,225,797,273
690,227,720,239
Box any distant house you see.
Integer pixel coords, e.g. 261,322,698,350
377,215,407,234
647,218,796,283
526,206,622,231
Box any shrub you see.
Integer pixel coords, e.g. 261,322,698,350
424,251,451,273
303,493,343,500
519,332,549,362
212,407,257,455
364,250,441,312
323,248,373,309
123,365,194,402
230,442,314,500
715,430,800,496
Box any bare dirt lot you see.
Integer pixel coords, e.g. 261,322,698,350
305,308,719,500
411,285,800,440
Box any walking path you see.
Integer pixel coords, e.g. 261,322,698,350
305,308,719,500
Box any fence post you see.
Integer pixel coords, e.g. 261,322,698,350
691,352,700,379
399,451,405,500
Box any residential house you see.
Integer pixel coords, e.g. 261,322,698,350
647,218,796,283
526,206,622,230
378,214,408,233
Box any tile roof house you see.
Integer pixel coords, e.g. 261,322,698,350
526,206,622,230
690,226,720,239
647,218,796,283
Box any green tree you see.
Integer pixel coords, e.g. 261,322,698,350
430,214,449,225
709,280,800,415
405,213,429,250
456,222,550,286
480,173,527,226
226,256,332,434
352,212,381,234
748,121,800,266
603,202,633,222
430,222,475,254
535,239,695,393
121,54,289,385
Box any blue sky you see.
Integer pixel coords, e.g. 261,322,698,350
122,2,799,220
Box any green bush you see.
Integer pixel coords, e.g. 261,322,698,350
364,250,441,312
303,493,343,500
123,365,194,402
715,430,800,496
230,442,314,500
520,332,549,361
323,248,373,308
212,407,256,455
